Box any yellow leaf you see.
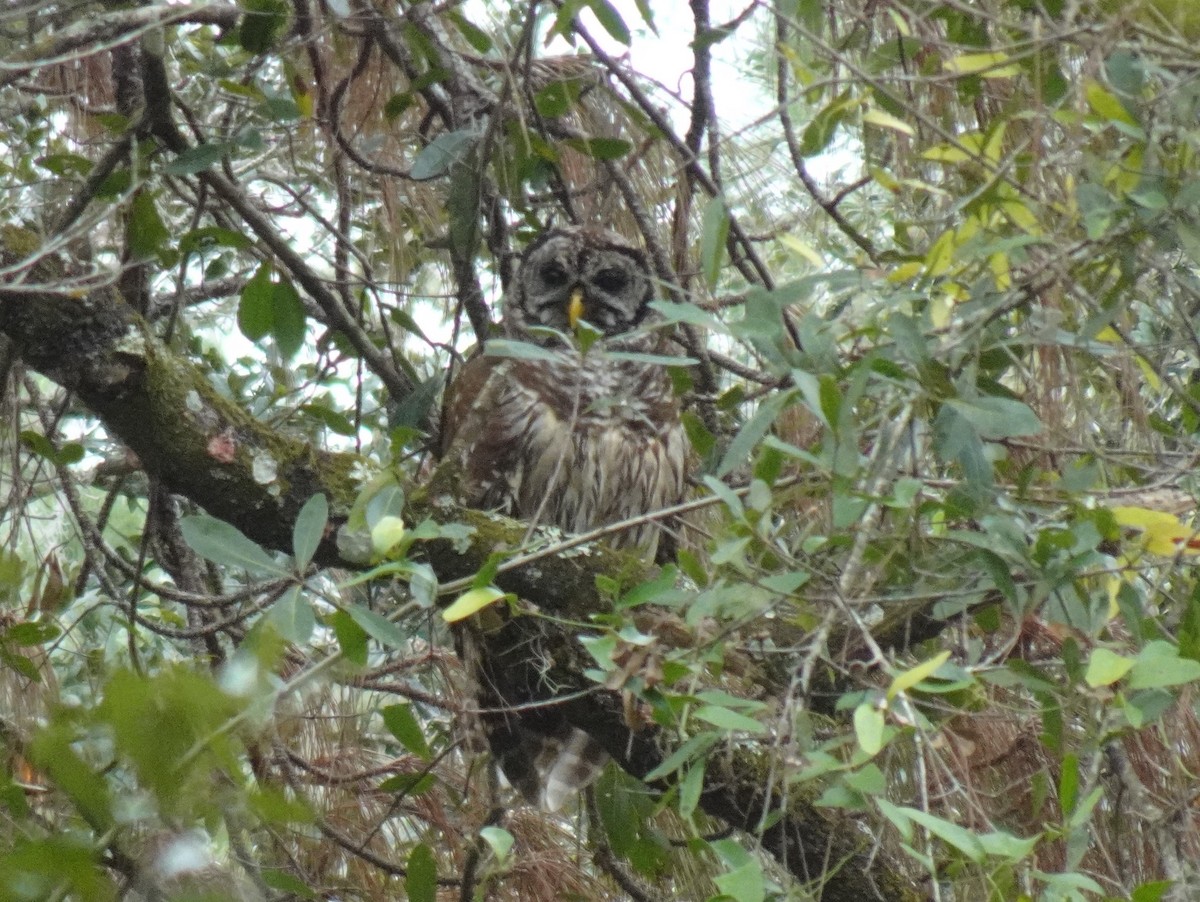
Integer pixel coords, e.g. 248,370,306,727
1085,80,1139,128
989,252,1012,290
888,261,924,283
999,200,1041,235
886,8,911,36
925,229,956,277
441,586,508,623
778,234,823,267
1105,575,1121,621
1084,647,1134,687
943,51,1014,75
923,144,972,164
1110,506,1200,557
983,122,1007,164
930,294,952,330
888,650,951,699
862,107,914,136
370,515,406,558
1134,355,1161,391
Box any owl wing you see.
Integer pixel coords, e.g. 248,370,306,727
439,352,525,511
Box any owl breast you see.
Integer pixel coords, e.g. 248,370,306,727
461,351,686,557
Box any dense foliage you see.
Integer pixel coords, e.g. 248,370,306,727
3,1,1200,900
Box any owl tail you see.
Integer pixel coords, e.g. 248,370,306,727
490,721,609,811
540,728,609,811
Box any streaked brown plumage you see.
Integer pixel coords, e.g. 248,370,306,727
441,226,687,808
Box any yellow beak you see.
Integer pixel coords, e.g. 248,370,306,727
567,287,585,329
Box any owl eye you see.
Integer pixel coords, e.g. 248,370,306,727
592,267,628,294
540,262,569,287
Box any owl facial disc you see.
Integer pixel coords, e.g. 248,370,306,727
510,226,654,341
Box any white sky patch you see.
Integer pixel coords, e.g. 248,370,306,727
543,0,775,133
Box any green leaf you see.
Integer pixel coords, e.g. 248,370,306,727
1129,641,1200,689
382,704,432,760
301,400,357,436
267,585,314,645
378,772,436,795
801,91,855,157
901,806,985,862
239,0,290,54
944,396,1043,440
262,871,317,898
164,142,229,176
343,602,410,649
678,762,704,820
484,338,564,362
292,494,328,570
448,11,493,52
562,137,633,160
271,277,307,359
854,702,885,756
330,608,368,666
30,726,114,832
384,92,414,121
534,79,582,118
179,513,292,577
693,705,766,734
178,226,252,257
411,129,477,180
4,621,60,646
643,732,720,781
36,152,93,176
588,0,631,43
976,829,1039,860
127,191,169,259
1131,881,1173,902
648,300,730,334
713,860,766,902
19,430,56,461
406,843,437,902
717,390,794,478
238,263,274,341
700,196,730,290
1085,80,1140,128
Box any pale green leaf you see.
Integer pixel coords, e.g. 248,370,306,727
180,514,291,577
1084,647,1134,687
854,702,885,756
292,493,328,570
479,826,513,863
693,705,766,734
1129,641,1200,689
370,515,407,559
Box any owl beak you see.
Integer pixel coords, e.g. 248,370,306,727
567,287,586,329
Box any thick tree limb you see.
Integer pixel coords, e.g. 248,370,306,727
0,225,922,898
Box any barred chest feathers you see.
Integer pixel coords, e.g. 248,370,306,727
472,351,686,556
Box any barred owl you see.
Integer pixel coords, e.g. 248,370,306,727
440,225,688,809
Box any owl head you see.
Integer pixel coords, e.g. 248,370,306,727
503,226,655,343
